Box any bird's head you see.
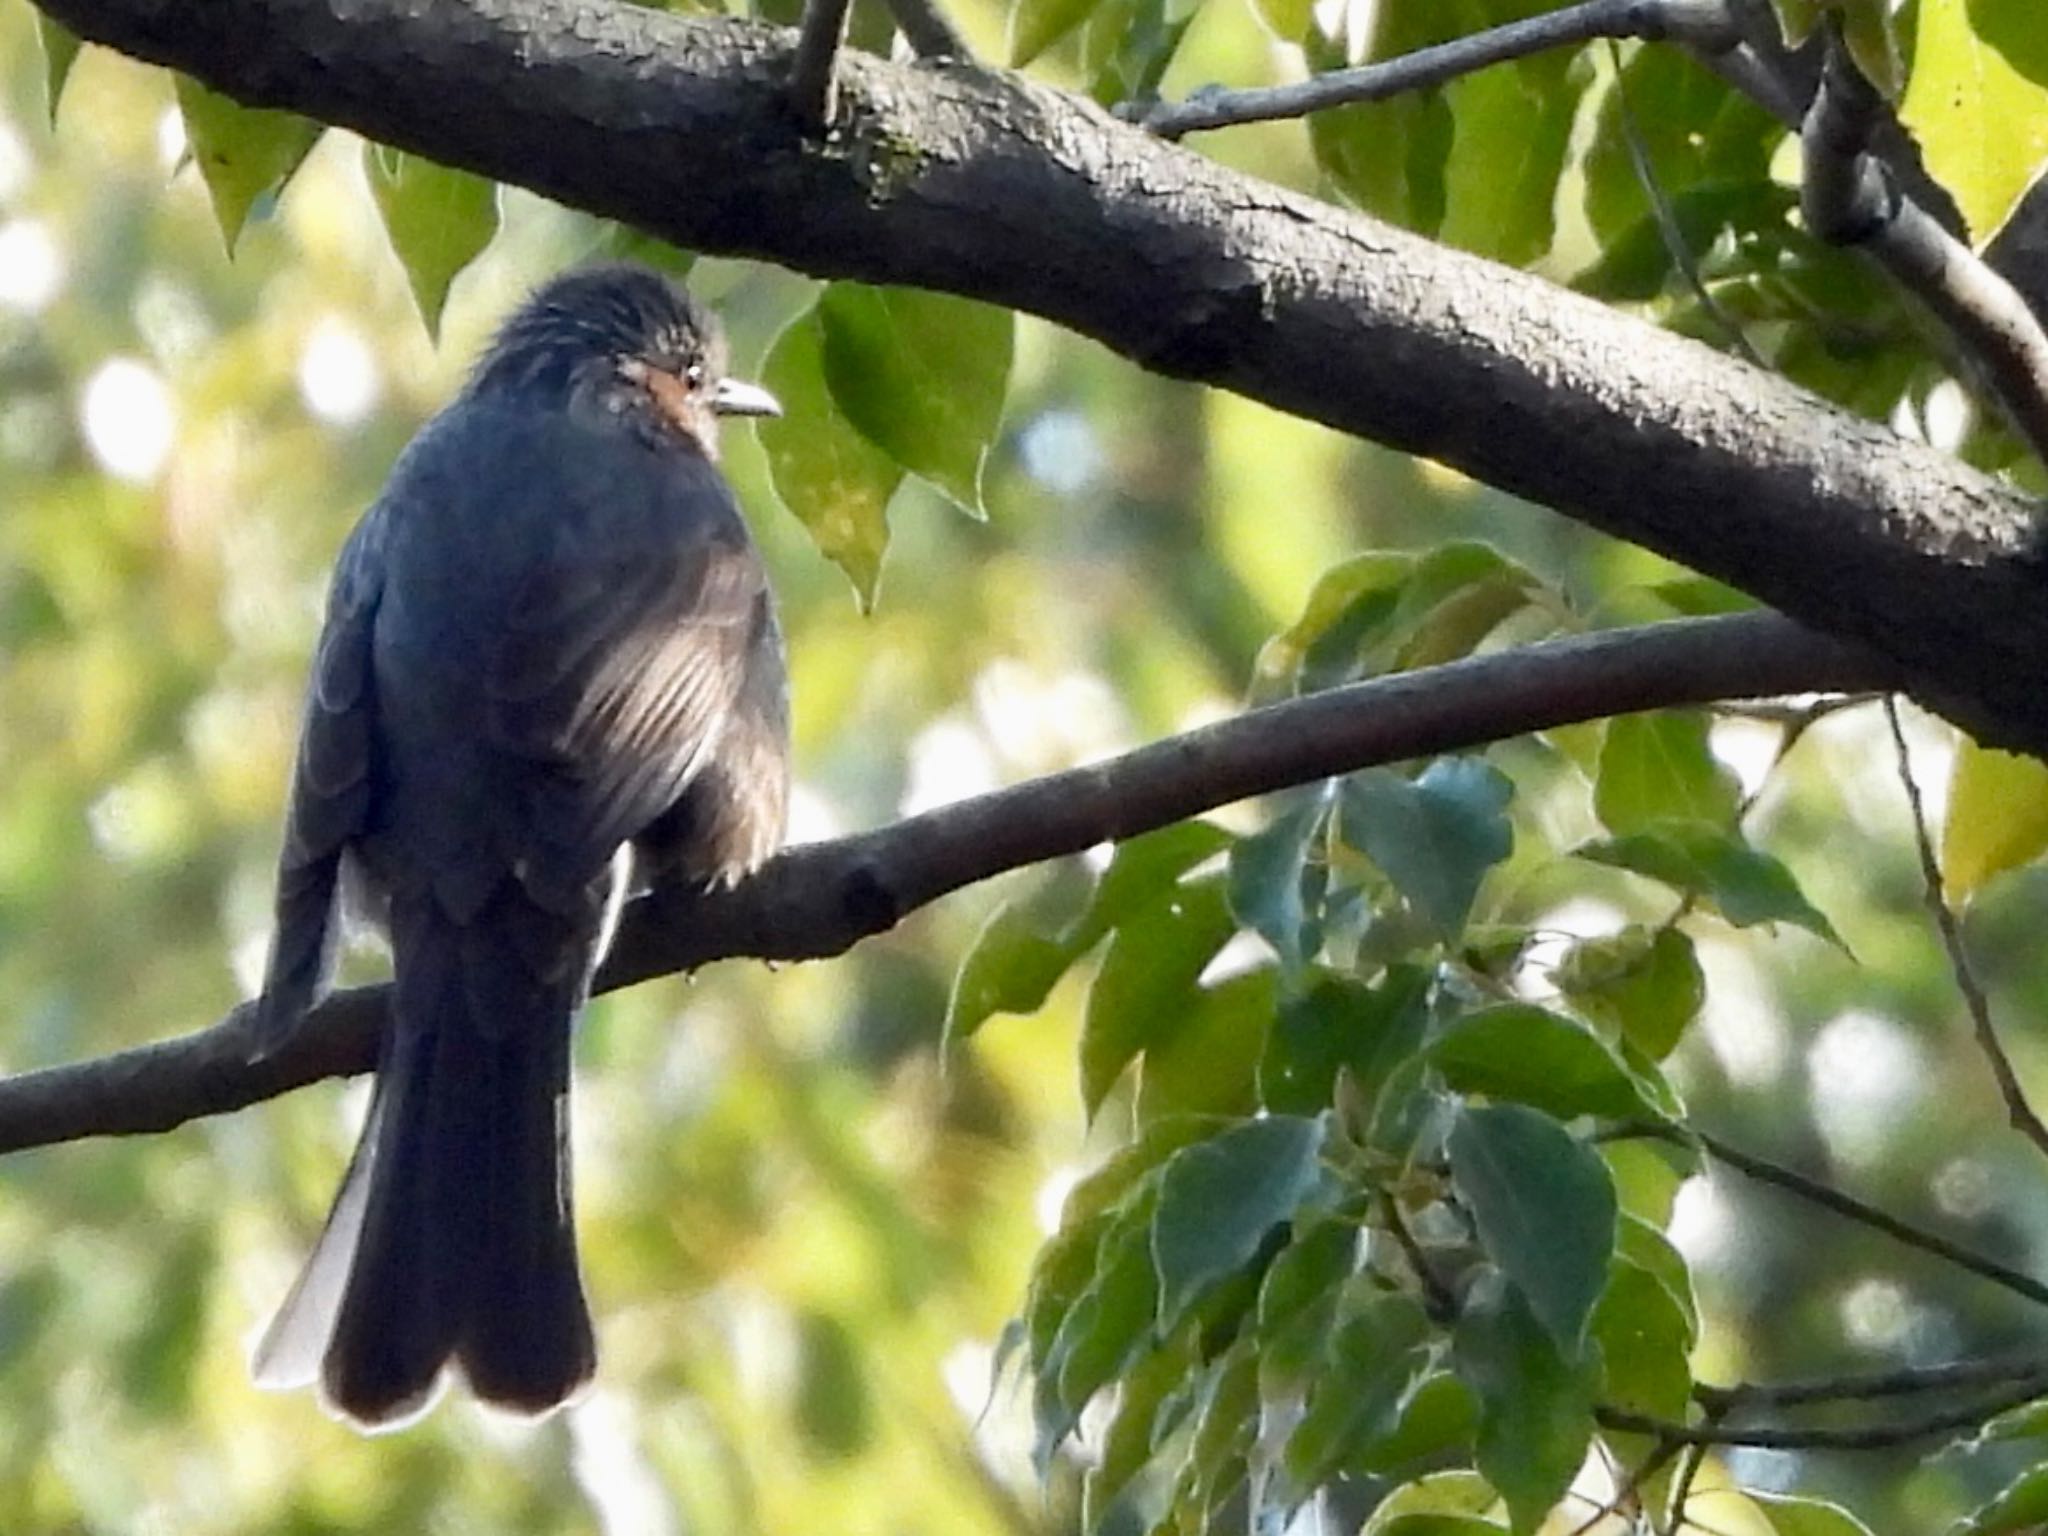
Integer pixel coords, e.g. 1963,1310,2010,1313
468,264,781,458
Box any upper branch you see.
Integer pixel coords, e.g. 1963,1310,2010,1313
25,0,2048,752
0,613,1885,1153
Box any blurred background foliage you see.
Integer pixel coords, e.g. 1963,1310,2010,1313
4,0,2048,1531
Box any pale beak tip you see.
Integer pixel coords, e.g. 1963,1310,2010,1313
711,377,783,419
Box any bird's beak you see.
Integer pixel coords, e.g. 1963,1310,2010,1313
710,377,783,418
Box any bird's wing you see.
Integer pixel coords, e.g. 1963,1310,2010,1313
487,512,767,905
252,509,386,1056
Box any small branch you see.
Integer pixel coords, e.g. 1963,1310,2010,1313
1800,22,2048,468
1599,1368,2048,1447
1612,1121,2048,1310
884,0,970,60
1698,1354,2048,1412
1136,0,1738,138
1885,698,2048,1160
787,0,854,128
1380,1192,1456,1323
0,612,1887,1154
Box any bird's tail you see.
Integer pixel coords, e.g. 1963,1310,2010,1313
252,889,597,1429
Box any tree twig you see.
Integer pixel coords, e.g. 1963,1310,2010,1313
1697,1354,2048,1412
1610,1121,2048,1310
1799,21,2048,469
787,0,854,127
1136,0,1738,138
0,612,1887,1155
1599,1368,2048,1447
1885,697,2048,1161
884,0,969,59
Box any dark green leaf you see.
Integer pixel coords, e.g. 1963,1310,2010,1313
1260,964,1431,1118
1448,1105,1616,1356
173,76,322,252
1283,1290,1432,1492
945,859,1098,1045
758,302,903,607
1431,1004,1660,1120
1025,1208,1115,1372
1039,1204,1160,1460
818,283,1011,516
1341,759,1514,936
1451,1280,1595,1535
795,1309,872,1457
1081,872,1235,1117
1255,551,1413,692
1556,925,1704,1061
35,15,81,123
365,146,500,338
1061,1114,1230,1231
1354,1372,1478,1476
1084,1324,1198,1533
1228,796,1329,973
1576,826,1841,944
1255,1219,1358,1389
1152,1115,1326,1330
1594,711,1739,835
1135,968,1273,1124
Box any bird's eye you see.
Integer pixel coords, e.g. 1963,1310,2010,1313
684,362,706,388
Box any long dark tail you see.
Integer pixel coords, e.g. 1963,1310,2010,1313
253,889,597,1429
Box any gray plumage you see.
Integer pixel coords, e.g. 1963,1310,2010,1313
250,266,789,1429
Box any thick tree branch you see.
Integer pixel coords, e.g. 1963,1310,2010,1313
0,613,1883,1153
26,0,2048,753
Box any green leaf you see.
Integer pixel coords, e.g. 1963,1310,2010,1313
1431,1004,1660,1121
944,860,1098,1045
1749,1490,1879,1536
1341,758,1514,936
758,303,904,607
795,1309,872,1457
1448,1105,1617,1356
1081,872,1235,1117
1594,711,1739,835
1228,796,1328,973
1356,1372,1478,1476
1151,1115,1326,1330
1010,0,1102,65
1362,1471,1501,1533
1246,0,1310,42
1087,0,1202,105
1084,1323,1197,1532
1901,0,2048,244
1576,826,1841,944
172,76,322,252
1370,1520,1506,1535
1025,1208,1115,1371
1037,1202,1160,1459
1255,551,1412,691
1943,738,2048,902
1616,1214,1698,1339
1135,968,1272,1124
35,15,81,123
1436,51,1578,265
817,283,1012,516
1254,1219,1358,1389
1583,42,1782,248
1555,925,1704,1061
1452,1280,1594,1535
1260,964,1430,1116
1951,1463,2048,1535
1603,1139,1690,1228
1591,1257,1692,1421
365,146,500,338
1282,1291,1432,1492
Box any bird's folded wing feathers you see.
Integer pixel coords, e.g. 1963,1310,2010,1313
488,530,765,887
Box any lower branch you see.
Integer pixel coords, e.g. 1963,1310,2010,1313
0,611,1883,1153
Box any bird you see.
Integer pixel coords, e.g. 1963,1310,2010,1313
246,264,791,1430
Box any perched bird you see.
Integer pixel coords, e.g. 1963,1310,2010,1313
249,265,790,1430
